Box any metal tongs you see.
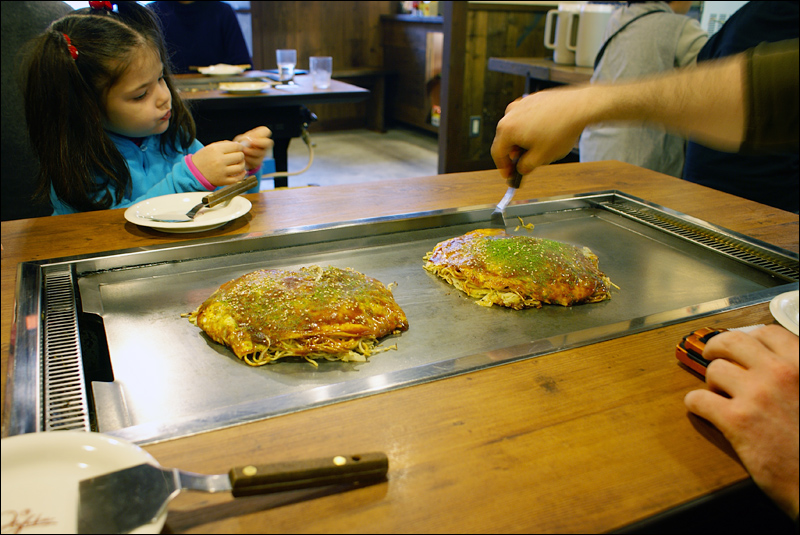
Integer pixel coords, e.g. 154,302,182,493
490,159,524,229
184,174,259,219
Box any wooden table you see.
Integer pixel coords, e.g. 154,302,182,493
488,57,593,94
176,72,370,187
2,161,798,533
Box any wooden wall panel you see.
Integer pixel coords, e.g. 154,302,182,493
441,4,551,173
252,1,394,69
251,1,397,131
382,17,444,133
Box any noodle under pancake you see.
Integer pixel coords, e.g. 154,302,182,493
187,265,408,366
423,229,614,309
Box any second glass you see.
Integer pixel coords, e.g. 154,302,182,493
310,56,333,89
276,49,297,82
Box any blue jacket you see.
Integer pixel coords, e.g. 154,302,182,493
50,132,260,215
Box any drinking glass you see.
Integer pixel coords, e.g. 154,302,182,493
310,56,333,89
276,49,297,82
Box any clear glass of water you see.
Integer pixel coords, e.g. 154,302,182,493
310,56,332,89
276,49,297,82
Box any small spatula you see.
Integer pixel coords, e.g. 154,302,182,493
490,167,524,229
77,452,388,534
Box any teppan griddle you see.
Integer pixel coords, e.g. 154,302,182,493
7,192,798,445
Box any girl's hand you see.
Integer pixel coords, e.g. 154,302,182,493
234,126,273,171
192,141,247,186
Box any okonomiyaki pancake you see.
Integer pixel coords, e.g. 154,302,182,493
423,229,614,309
187,265,408,366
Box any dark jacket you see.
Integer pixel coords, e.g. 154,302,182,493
682,1,799,213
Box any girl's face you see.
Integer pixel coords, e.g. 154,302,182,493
103,47,172,138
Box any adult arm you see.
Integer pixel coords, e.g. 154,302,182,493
492,39,798,179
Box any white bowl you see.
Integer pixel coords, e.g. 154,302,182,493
770,290,799,335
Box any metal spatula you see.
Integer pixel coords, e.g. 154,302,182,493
77,452,388,534
490,168,523,229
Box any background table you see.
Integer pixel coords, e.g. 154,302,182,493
176,72,369,187
488,56,593,94
2,162,798,533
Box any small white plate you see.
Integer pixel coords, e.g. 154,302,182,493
124,191,252,233
770,289,799,335
218,81,271,94
0,431,166,534
198,63,246,76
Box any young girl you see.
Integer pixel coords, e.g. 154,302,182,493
22,1,272,215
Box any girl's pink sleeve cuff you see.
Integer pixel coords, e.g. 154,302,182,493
185,154,215,191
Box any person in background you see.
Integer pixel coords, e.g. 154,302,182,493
682,1,799,213
22,1,271,215
1,1,73,221
148,1,251,74
491,38,798,521
578,1,707,178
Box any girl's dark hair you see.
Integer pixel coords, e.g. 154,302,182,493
22,1,195,212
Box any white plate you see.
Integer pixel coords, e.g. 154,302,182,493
124,192,252,233
0,431,166,534
770,290,799,335
197,63,246,75
218,81,271,94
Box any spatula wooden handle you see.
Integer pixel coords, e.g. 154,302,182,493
507,152,524,189
228,452,388,497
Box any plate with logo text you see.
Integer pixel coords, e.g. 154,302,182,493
1,431,166,534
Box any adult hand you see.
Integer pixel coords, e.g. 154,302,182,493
684,325,799,518
234,126,273,171
491,86,594,180
191,141,247,186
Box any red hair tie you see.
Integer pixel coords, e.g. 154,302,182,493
62,33,78,60
89,1,114,11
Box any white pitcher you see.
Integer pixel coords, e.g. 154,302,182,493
544,3,581,65
567,3,615,68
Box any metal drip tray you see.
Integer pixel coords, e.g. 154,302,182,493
7,192,798,445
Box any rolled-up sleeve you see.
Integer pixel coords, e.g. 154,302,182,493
741,38,799,153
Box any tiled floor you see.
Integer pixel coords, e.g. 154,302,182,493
260,126,439,190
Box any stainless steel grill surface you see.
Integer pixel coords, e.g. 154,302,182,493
8,192,798,444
